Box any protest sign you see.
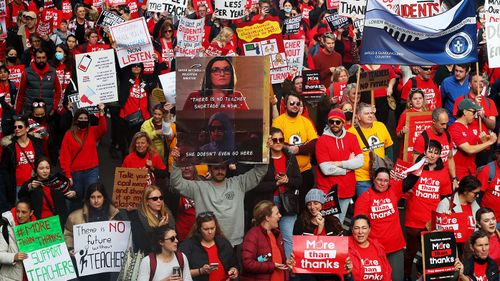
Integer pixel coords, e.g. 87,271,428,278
27,119,48,138
321,185,341,216
113,168,148,209
237,17,287,84
358,69,390,92
325,13,350,31
74,221,131,276
395,0,441,18
41,173,71,193
159,72,176,104
0,0,5,15
391,158,413,181
339,0,366,18
486,22,500,68
485,0,500,22
97,10,126,27
147,0,188,16
283,15,302,35
193,0,213,14
176,56,270,164
176,17,205,57
15,216,76,281
76,49,118,106
302,70,324,103
36,19,53,37
110,17,155,67
292,236,348,274
403,112,433,161
432,211,475,243
284,39,305,78
106,0,127,6
421,231,457,281
327,0,339,9
214,0,244,19
42,8,62,29
7,65,24,89
67,93,100,115
0,17,6,39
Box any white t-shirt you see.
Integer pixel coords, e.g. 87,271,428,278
137,253,192,281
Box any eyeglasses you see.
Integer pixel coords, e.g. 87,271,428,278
420,67,432,71
162,235,178,242
209,125,225,132
15,125,24,129
272,137,285,144
288,101,301,106
32,101,45,107
147,196,164,201
198,211,215,218
328,119,343,125
210,66,232,75
471,190,481,197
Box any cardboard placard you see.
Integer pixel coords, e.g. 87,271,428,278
321,185,341,216
358,69,390,92
432,211,475,243
112,168,149,209
292,236,348,274
403,111,433,161
422,231,457,281
109,17,154,68
74,221,131,276
176,17,205,57
15,216,77,281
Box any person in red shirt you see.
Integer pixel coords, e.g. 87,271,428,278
475,208,500,270
401,65,442,110
402,140,451,279
59,105,107,211
174,164,198,242
459,230,499,280
449,99,497,179
313,32,342,88
354,167,405,281
360,64,396,124
122,131,168,186
349,214,392,281
77,29,110,53
179,212,239,280
154,21,176,74
477,148,500,219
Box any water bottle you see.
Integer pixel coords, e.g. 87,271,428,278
257,253,271,262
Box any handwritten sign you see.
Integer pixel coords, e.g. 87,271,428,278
176,17,205,57
109,17,154,68
112,168,149,209
74,221,131,276
358,69,390,92
292,236,348,274
214,0,244,19
147,0,188,15
15,216,76,281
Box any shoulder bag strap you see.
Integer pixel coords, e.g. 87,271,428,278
41,189,56,214
354,126,370,150
70,130,88,166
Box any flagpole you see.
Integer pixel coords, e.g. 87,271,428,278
353,66,362,126
476,61,482,132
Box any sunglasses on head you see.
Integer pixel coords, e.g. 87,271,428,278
198,211,215,218
328,119,343,125
272,137,285,144
289,101,301,106
162,235,178,242
148,196,164,201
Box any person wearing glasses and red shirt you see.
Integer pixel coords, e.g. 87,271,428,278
129,186,175,255
401,65,442,110
182,57,249,111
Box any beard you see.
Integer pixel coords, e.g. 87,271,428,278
286,109,299,117
35,62,46,69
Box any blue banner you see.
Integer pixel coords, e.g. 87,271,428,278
360,0,477,65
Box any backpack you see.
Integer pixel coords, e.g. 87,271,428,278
148,251,184,281
0,217,9,246
421,130,451,149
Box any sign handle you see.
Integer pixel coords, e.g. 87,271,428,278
353,67,361,126
371,89,375,106
476,61,482,132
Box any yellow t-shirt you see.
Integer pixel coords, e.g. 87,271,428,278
347,121,393,181
272,114,318,172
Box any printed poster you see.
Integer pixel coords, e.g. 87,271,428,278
422,231,457,281
176,56,270,164
292,236,348,274
432,211,475,243
15,216,76,281
403,112,433,161
76,49,118,106
74,221,131,276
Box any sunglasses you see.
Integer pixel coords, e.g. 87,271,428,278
131,64,142,68
198,211,215,218
32,101,45,107
288,101,301,106
163,235,178,242
328,119,343,125
166,30,174,33
209,126,225,132
147,196,164,201
210,66,232,75
272,137,285,144
15,125,25,129
420,67,432,71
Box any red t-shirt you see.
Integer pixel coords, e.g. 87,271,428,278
461,203,475,229
401,76,442,110
41,186,55,219
203,244,226,281
15,141,35,186
478,163,500,219
119,78,151,120
405,168,451,228
352,242,387,280
473,261,488,281
489,234,500,270
175,196,195,241
452,94,498,135
413,128,453,164
449,121,481,178
273,155,286,196
354,183,406,253
268,232,284,281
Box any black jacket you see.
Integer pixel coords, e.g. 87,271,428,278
179,234,238,281
128,209,175,255
463,256,499,281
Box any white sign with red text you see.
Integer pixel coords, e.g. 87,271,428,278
110,17,155,67
175,17,205,57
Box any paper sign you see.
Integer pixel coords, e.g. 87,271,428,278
74,221,131,276
76,49,118,105
422,231,457,280
339,0,366,18
292,236,348,274
321,185,341,216
147,0,188,16
15,216,76,281
283,15,302,35
284,39,305,77
112,168,149,209
110,18,155,67
432,211,475,243
214,0,244,19
176,17,205,57
159,72,176,104
97,10,126,27
325,13,350,31
403,112,433,161
486,22,500,68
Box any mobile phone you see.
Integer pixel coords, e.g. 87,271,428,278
172,266,182,277
210,263,219,268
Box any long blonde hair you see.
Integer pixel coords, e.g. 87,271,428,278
213,27,234,45
139,185,169,227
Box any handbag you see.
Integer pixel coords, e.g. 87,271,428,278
278,187,299,215
117,248,144,281
124,109,144,127
354,126,394,178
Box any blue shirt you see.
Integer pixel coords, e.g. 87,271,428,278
440,75,469,122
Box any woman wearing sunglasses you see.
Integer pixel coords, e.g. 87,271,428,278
129,186,175,255
199,112,235,162
138,225,193,281
179,212,239,281
1,115,44,206
246,127,301,259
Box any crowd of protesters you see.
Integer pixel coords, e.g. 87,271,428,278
0,0,499,280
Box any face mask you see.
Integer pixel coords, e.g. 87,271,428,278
344,111,353,121
76,120,89,129
33,116,45,123
55,52,64,61
6,56,17,63
284,7,292,13
342,30,349,37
